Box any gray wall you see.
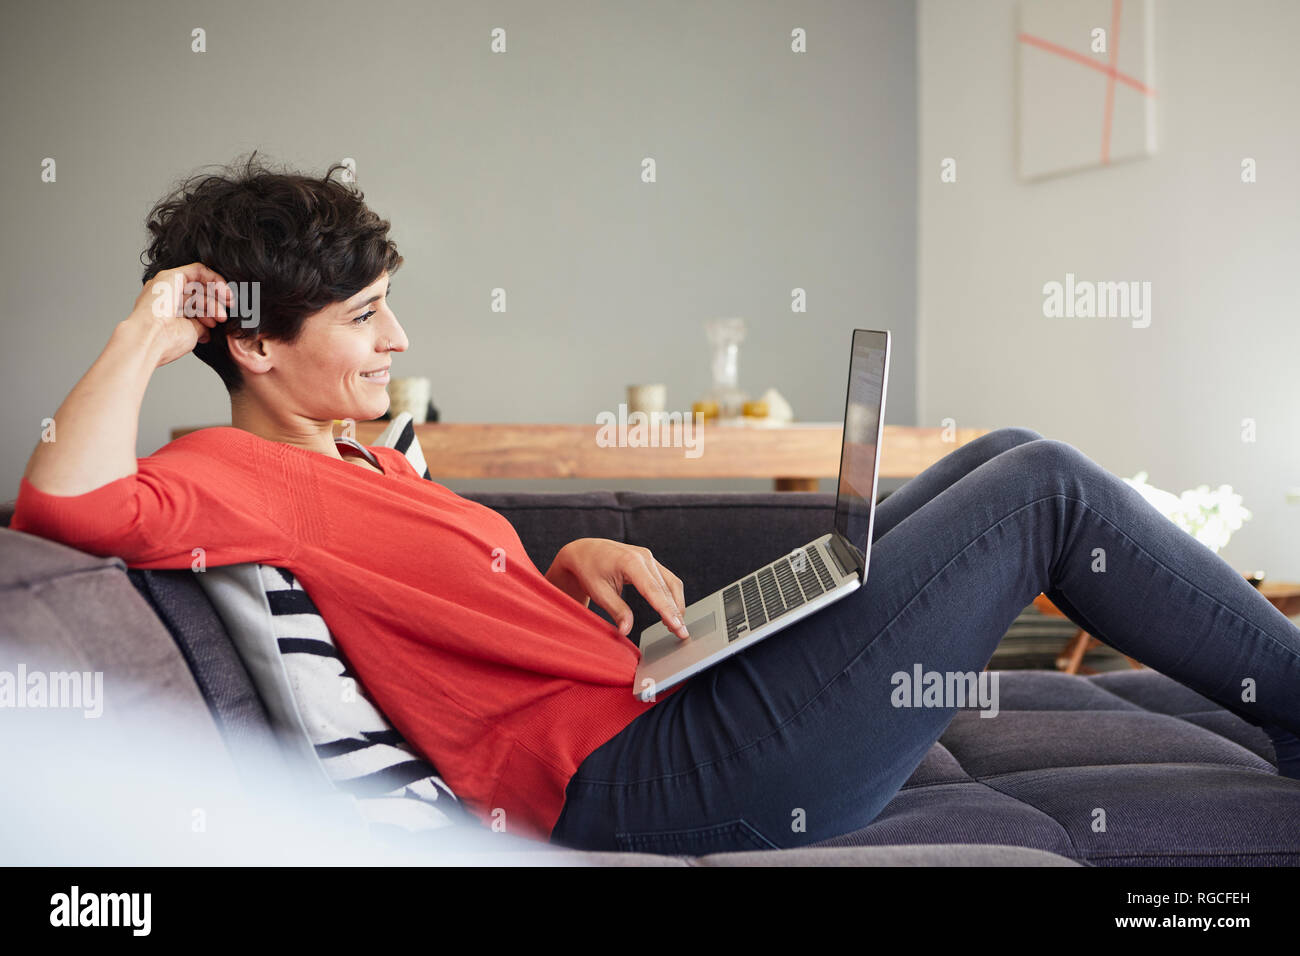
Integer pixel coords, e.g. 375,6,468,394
919,0,1300,580
0,0,918,500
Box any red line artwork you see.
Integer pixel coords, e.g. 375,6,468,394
1018,0,1157,166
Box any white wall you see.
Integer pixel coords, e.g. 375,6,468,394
0,0,917,500
919,0,1300,578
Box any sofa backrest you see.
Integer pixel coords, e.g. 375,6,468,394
471,490,837,633
0,526,243,776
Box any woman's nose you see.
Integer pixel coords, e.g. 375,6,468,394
383,314,409,352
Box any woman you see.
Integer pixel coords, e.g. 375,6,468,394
12,155,1300,856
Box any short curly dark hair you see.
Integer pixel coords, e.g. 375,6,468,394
139,150,403,395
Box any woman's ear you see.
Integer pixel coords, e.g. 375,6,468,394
225,329,272,377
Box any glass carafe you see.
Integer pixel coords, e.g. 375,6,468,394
705,317,749,420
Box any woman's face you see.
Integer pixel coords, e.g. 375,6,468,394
242,270,409,424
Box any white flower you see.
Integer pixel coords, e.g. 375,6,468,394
1122,472,1251,554
1123,472,1183,518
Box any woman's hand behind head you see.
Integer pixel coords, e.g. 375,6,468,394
128,263,233,368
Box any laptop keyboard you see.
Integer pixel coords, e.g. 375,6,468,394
723,545,837,643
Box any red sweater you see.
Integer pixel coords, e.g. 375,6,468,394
10,426,682,841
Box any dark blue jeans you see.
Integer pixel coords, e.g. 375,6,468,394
548,428,1300,855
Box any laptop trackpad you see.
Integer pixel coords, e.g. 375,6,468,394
641,610,717,664
685,609,717,638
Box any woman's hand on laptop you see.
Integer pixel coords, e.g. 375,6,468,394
544,539,690,640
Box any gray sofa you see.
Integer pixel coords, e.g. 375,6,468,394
4,489,1299,866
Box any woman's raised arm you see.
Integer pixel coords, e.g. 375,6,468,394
21,263,232,496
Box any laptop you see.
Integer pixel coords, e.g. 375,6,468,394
633,328,891,701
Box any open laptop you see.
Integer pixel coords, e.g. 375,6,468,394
633,328,891,701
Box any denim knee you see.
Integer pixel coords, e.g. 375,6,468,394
993,425,1045,445
978,426,1045,457
1007,437,1095,492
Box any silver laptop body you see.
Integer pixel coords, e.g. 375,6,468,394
633,329,891,701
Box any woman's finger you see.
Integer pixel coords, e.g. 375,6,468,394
208,283,226,322
584,575,635,636
640,550,686,622
149,272,185,318
205,281,226,320
626,551,689,639
177,261,231,299
167,263,231,323
657,565,687,620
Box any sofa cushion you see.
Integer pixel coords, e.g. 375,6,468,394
0,527,235,770
195,560,477,836
691,844,1082,866
808,668,1300,865
125,566,276,761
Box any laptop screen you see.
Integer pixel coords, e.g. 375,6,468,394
832,330,890,577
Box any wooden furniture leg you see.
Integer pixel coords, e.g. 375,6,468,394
1056,629,1091,675
1054,628,1145,675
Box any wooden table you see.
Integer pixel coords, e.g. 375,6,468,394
171,422,993,490
1035,580,1300,675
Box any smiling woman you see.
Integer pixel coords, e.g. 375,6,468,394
10,151,691,843
139,150,409,462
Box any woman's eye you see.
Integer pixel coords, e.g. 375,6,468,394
353,310,376,324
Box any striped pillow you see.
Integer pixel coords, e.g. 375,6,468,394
196,561,475,838
375,411,430,479
196,413,475,839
